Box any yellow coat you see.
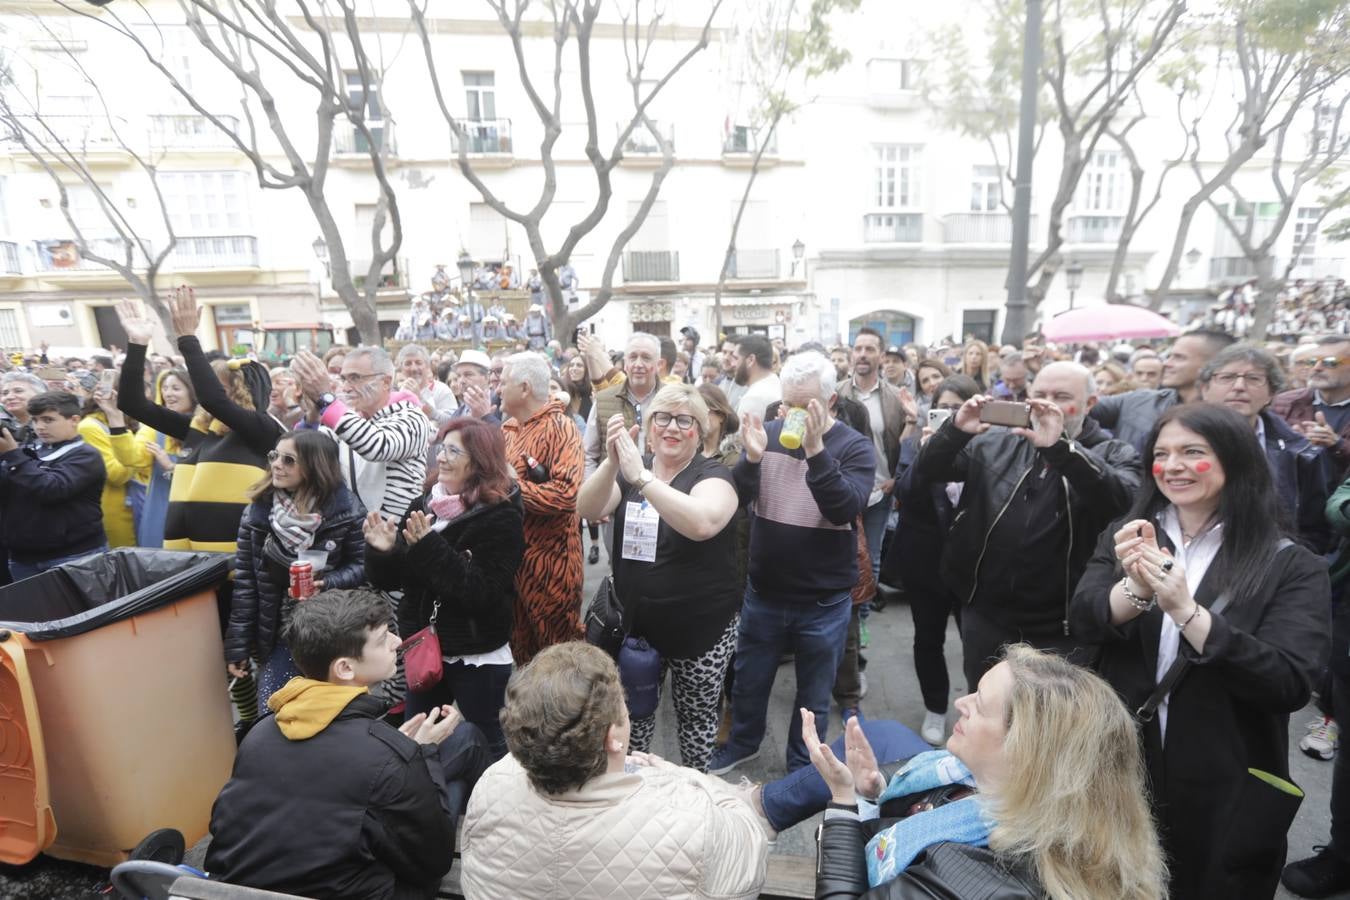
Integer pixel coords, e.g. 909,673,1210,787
79,414,151,549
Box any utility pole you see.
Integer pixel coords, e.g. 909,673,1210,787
1001,0,1042,345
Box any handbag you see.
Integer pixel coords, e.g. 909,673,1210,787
584,576,626,659
398,600,443,693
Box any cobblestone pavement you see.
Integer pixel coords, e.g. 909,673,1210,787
0,555,1342,897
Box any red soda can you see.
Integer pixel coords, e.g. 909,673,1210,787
289,561,314,599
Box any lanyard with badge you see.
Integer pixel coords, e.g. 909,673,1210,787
621,488,659,562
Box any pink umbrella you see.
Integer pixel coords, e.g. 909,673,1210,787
1041,305,1181,343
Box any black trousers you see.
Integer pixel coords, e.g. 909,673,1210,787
909,585,961,714
1331,671,1350,860
961,604,1089,693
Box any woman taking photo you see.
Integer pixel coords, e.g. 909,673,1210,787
913,359,951,421
889,374,978,745
802,645,1166,899
576,382,740,772
106,368,197,548
364,417,524,759
1071,404,1330,899
226,431,367,706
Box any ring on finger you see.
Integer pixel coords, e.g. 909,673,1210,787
1161,559,1174,572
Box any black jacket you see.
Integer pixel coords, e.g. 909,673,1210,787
225,485,367,663
1089,388,1181,452
1070,521,1330,899
368,489,524,658
913,417,1141,634
1259,409,1334,553
888,436,957,594
0,438,106,563
205,693,455,899
816,817,1040,899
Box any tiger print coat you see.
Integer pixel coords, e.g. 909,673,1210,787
503,398,585,665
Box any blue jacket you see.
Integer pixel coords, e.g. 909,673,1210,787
0,437,106,563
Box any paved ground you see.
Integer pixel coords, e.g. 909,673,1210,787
0,553,1344,897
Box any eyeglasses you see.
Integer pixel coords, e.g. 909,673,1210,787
437,443,466,460
1211,372,1268,388
489,367,504,376
651,411,697,430
1313,357,1349,369
338,372,380,385
267,450,299,467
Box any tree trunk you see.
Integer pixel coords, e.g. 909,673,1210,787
1249,254,1280,340
1148,196,1206,311
1105,164,1146,304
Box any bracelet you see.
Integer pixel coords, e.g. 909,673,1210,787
825,801,859,812
1120,577,1155,612
1177,604,1202,632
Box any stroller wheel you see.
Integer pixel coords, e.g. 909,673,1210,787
129,828,185,865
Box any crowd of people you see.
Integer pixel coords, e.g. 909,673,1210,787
7,291,1350,900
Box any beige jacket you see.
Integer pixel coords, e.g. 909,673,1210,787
461,755,770,899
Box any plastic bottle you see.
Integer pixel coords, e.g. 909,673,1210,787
780,406,808,450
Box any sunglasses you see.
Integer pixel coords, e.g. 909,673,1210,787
267,450,299,467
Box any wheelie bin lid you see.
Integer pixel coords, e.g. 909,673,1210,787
0,548,231,641
0,633,55,864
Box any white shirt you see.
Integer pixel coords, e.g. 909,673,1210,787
852,378,890,506
736,372,782,421
1154,506,1223,743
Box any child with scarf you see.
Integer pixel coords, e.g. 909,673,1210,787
227,431,367,707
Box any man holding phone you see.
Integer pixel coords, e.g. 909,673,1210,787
912,362,1141,688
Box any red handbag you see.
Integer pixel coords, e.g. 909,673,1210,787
398,600,443,692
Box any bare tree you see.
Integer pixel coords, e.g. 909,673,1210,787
710,0,860,339
1147,0,1350,337
55,0,405,345
0,29,180,341
408,0,724,340
927,0,1186,317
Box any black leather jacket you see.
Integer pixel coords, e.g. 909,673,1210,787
913,417,1141,634
815,816,1041,899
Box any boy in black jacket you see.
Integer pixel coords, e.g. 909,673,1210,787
0,391,106,581
206,589,488,900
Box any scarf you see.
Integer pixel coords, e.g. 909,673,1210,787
866,750,991,888
426,482,466,532
270,490,323,554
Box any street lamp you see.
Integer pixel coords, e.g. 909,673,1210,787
1065,259,1083,309
456,251,475,288
791,238,805,277
311,237,330,277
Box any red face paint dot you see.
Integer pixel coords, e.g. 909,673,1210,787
1064,405,1077,415
1152,462,1165,476
1195,461,1211,473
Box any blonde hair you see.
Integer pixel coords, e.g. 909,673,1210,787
210,359,257,412
986,645,1167,900
1093,361,1136,396
962,339,995,385
645,383,710,437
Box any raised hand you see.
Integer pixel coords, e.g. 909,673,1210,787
362,511,398,553
168,285,201,338
115,299,157,346
953,395,993,436
742,412,768,463
842,716,886,802
1012,398,1064,448
290,350,331,401
801,708,855,805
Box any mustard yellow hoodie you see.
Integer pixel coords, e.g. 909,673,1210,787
266,677,369,741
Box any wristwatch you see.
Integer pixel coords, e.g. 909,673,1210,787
317,392,336,411
636,470,655,492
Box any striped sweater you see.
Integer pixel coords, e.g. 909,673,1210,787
321,392,429,520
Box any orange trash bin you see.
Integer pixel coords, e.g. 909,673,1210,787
0,549,235,867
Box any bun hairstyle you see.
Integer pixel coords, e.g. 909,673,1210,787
213,358,273,413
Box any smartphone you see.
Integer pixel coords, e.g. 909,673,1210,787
37,366,67,382
98,369,116,395
927,407,954,430
979,400,1032,428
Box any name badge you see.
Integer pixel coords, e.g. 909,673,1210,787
621,500,660,563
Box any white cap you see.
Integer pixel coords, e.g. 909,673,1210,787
456,349,492,371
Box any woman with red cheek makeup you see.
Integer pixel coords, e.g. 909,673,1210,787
576,383,741,772
1071,403,1330,900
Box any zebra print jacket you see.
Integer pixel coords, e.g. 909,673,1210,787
320,390,429,521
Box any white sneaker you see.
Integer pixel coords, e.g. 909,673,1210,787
921,710,946,746
858,671,868,699
1300,717,1340,761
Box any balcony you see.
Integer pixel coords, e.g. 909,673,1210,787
1288,257,1346,281
620,121,672,155
1065,214,1124,244
0,241,20,275
459,119,513,155
334,121,395,156
169,235,259,269
5,115,132,155
622,250,680,282
351,257,410,291
35,237,141,272
863,213,923,243
942,213,1043,243
723,126,777,157
149,114,240,151
728,248,780,279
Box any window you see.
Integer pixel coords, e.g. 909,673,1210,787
1294,207,1321,265
874,145,922,209
1078,149,1124,212
961,309,998,344
469,202,508,261
627,200,670,251
0,309,21,351
970,166,1002,212
159,172,250,234
61,184,114,236
867,59,922,92
345,72,382,121
464,72,496,122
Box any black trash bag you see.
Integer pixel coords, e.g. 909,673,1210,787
0,548,232,641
